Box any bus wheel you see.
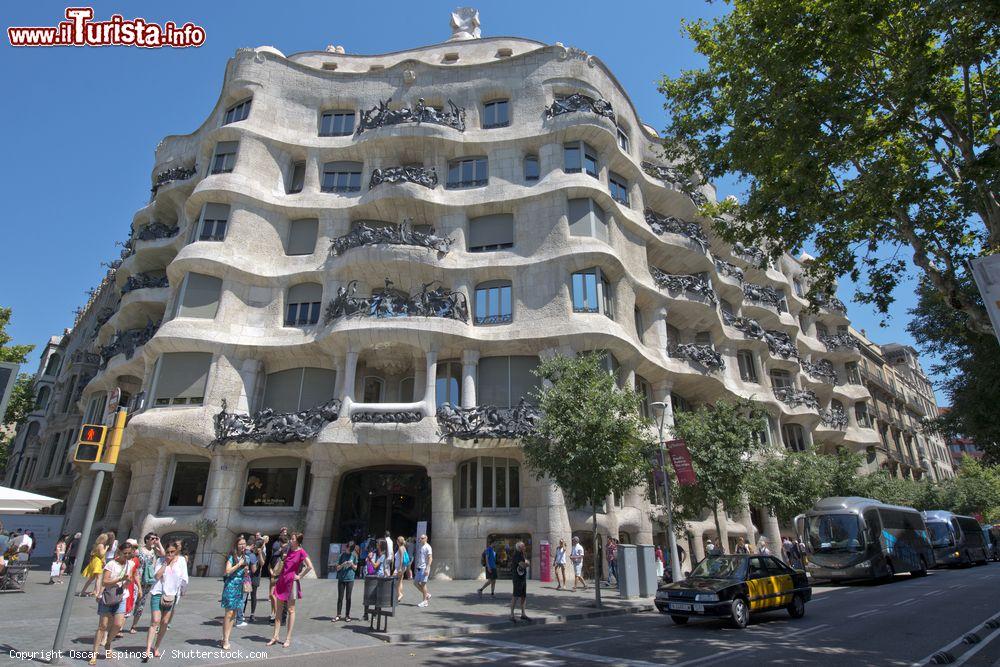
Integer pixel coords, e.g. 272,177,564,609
911,557,928,577
786,593,806,619
729,597,750,629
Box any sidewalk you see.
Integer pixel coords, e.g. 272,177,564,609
0,573,653,665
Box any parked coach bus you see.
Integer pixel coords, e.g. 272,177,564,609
796,497,933,582
922,510,990,567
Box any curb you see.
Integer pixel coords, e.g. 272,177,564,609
377,602,656,643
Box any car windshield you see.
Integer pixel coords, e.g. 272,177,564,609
926,521,954,547
688,556,748,580
806,513,866,553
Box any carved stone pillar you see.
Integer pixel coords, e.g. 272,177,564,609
413,352,427,403
623,368,636,390
654,306,669,352
689,526,705,563
716,503,730,553
423,350,439,416
139,449,170,536
427,461,457,580
341,350,359,407
535,476,572,581
236,359,264,413
303,462,337,578
203,452,242,575
103,469,131,530
460,350,479,408
761,509,783,561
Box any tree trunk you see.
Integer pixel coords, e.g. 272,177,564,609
712,505,723,553
592,505,601,609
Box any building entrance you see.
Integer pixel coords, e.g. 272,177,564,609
335,466,431,544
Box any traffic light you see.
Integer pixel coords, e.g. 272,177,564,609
73,424,108,463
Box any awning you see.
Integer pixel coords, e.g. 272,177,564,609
0,485,61,513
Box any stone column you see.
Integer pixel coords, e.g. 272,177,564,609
716,503,730,553
623,367,636,390
303,462,337,578
736,498,757,547
653,305,669,352
332,355,345,399
341,350,359,408
536,476,572,581
103,469,131,531
427,461,457,580
64,471,96,535
689,526,705,563
460,350,479,408
203,452,242,575
139,449,170,536
761,509,783,561
423,350,439,416
413,352,427,403
235,359,263,413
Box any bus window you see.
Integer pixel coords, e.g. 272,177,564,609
926,521,955,547
806,514,866,553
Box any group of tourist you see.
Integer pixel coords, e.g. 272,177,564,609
475,540,533,622
0,528,35,577
333,532,434,621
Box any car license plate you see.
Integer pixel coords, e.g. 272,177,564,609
669,603,693,611
693,604,705,613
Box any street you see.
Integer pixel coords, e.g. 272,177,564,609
279,566,1000,667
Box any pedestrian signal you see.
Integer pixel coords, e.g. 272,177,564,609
74,424,107,463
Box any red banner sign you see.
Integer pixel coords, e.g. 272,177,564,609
665,439,697,486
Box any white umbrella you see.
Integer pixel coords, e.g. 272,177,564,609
0,485,61,513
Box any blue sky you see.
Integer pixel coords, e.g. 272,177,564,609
0,0,944,401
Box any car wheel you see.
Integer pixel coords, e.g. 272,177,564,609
729,597,749,629
670,615,689,625
786,593,806,619
911,557,928,577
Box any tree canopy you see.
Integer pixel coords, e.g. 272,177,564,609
659,0,998,332
0,307,33,364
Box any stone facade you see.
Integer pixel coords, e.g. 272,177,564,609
14,16,886,576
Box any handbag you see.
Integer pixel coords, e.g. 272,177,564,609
50,562,62,577
100,584,124,607
160,593,175,611
243,579,253,594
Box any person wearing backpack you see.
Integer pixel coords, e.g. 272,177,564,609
393,536,410,602
477,543,498,595
128,533,164,634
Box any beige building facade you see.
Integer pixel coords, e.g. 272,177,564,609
13,13,886,577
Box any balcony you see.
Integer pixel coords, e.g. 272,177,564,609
98,320,159,368
670,343,726,372
644,209,709,253
330,221,452,256
820,333,859,352
733,242,768,267
714,258,745,285
802,359,838,384
437,401,539,440
764,330,800,361
356,98,466,134
150,165,196,197
650,268,718,305
369,165,438,189
641,161,707,207
819,406,849,430
773,386,819,410
212,398,342,446
120,273,169,295
325,279,468,324
545,93,615,122
723,312,766,341
743,283,783,312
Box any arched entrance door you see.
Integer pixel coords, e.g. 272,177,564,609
335,466,431,543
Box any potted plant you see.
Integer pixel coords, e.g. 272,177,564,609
193,518,218,577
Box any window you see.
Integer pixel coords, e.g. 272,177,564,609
475,280,512,324
737,350,759,383
458,457,520,511
35,386,51,411
285,219,318,255
721,299,735,317
223,98,251,125
262,367,336,412
694,331,713,346
447,157,488,188
195,203,230,242
285,283,322,326
209,141,238,174
363,376,384,403
320,110,355,136
244,458,310,507
846,361,861,384
855,402,873,428
477,356,540,408
617,124,630,153
571,268,614,319
564,141,598,178
151,352,213,407
177,273,222,319
775,288,788,313
84,392,107,423
482,99,510,128
467,213,514,252
635,376,652,420
435,361,462,407
769,368,793,389
816,323,829,338
609,172,630,207
671,392,691,414
60,376,77,413
567,198,609,241
524,155,539,182
167,457,210,507
782,423,807,451
322,161,362,193
399,377,415,403
287,161,305,194
44,354,61,377
793,278,804,297
634,308,645,343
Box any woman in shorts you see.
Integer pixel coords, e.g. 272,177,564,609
143,541,188,662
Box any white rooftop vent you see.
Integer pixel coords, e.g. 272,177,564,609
449,7,481,41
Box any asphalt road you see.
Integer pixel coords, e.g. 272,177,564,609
275,564,1000,667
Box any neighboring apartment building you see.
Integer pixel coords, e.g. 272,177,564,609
851,330,954,481
12,10,882,576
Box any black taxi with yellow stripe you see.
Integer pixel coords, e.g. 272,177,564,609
655,554,812,628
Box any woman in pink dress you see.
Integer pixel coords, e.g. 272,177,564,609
267,532,313,648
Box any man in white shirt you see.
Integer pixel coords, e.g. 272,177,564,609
412,534,433,607
570,536,587,591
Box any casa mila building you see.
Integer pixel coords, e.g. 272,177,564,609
47,9,884,577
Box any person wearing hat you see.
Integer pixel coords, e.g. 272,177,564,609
129,533,165,634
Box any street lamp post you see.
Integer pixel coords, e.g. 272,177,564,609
652,401,684,583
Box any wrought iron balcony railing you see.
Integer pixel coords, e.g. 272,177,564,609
773,386,819,410
437,400,539,440
544,92,614,121
356,98,466,134
330,221,452,256
212,398,342,446
644,209,709,252
670,343,726,371
820,333,860,351
650,268,718,305
325,279,468,323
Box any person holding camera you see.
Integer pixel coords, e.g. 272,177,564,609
142,540,187,662
509,541,531,623
221,536,250,650
128,533,165,634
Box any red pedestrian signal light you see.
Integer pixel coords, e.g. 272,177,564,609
74,424,107,463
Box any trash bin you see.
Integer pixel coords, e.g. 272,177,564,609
363,576,397,632
635,545,656,597
617,544,639,599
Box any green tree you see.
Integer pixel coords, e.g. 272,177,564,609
671,399,768,546
659,0,998,332
4,374,35,426
747,450,830,523
523,353,654,608
908,280,1000,461
951,457,1000,517
0,307,33,363
821,448,867,498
